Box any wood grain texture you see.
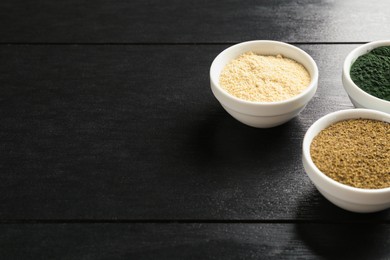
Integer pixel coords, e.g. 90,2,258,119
0,44,389,220
2,0,389,257
0,223,389,259
1,0,390,43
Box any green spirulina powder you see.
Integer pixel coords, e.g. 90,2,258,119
350,46,390,101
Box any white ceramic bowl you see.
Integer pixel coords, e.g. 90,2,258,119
302,109,390,213
342,40,390,113
210,40,319,128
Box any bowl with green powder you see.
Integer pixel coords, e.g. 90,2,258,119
342,40,390,113
302,109,390,213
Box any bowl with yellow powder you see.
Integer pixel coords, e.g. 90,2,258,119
303,109,390,213
342,40,390,114
210,40,318,128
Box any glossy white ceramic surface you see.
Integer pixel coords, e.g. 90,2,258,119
210,40,319,128
342,40,390,114
302,109,390,213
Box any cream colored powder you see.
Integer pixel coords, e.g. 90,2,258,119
219,52,311,102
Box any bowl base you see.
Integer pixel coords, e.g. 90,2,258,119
317,186,390,213
222,104,304,128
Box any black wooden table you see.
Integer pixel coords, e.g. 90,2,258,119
1,0,389,259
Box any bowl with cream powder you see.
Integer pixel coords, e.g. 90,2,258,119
303,109,390,213
210,40,318,128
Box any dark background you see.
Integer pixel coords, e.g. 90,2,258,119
0,0,389,259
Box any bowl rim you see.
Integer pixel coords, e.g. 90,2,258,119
342,40,390,105
303,108,390,194
210,40,319,107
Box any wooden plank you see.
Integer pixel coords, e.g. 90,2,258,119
0,223,389,259
1,0,389,43
0,44,389,220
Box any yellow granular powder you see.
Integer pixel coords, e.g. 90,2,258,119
219,52,311,102
310,119,390,189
